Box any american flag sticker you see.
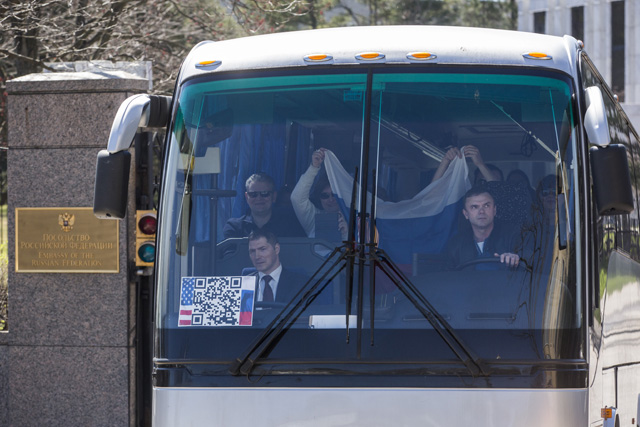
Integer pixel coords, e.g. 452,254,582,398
178,276,256,327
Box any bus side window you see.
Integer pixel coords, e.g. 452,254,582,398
628,132,640,262
583,55,636,257
580,54,615,317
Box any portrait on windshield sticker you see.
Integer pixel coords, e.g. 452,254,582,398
179,276,256,327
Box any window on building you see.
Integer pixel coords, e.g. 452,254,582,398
571,6,584,43
533,11,546,34
611,0,625,102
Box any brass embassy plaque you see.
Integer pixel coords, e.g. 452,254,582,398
16,207,119,273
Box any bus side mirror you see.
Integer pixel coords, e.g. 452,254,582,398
590,145,634,215
107,94,171,152
584,86,610,146
94,150,131,219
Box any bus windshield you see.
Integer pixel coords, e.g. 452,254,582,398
156,67,581,374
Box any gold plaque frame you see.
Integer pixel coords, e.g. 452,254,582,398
15,207,119,273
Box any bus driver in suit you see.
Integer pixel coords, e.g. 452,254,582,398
248,229,307,303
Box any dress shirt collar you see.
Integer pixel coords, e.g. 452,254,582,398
258,264,283,299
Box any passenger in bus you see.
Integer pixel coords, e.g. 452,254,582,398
291,148,348,241
247,229,308,303
474,164,503,184
223,172,306,239
534,174,557,226
507,169,536,202
432,145,532,226
531,175,558,242
524,174,558,272
431,145,496,185
445,187,523,269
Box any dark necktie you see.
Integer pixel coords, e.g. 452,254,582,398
262,275,274,302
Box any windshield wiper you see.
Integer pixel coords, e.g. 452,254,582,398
344,167,359,341
230,168,360,378
360,169,486,377
372,247,488,377
228,244,353,376
230,164,487,378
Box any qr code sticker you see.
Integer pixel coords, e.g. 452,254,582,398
179,276,255,327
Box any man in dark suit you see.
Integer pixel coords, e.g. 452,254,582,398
248,229,307,303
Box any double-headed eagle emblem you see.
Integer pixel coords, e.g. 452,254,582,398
58,212,75,232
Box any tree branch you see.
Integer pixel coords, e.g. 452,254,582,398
0,48,55,72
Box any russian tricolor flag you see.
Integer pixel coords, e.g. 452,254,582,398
324,150,471,265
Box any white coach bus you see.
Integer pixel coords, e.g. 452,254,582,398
94,26,640,426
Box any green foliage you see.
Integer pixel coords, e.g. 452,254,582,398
243,0,519,32
374,0,457,26
454,0,518,29
343,0,517,29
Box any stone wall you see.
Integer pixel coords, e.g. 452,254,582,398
0,71,147,426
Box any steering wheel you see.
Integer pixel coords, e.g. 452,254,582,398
455,257,531,272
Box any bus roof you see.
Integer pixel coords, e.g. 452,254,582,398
179,26,580,82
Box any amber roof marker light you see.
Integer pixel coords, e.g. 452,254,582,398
195,60,222,68
303,54,334,63
407,52,438,62
355,52,386,62
523,52,552,60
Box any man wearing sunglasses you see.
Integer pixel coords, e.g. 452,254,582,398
223,172,305,239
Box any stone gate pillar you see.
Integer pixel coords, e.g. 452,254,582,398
0,69,148,426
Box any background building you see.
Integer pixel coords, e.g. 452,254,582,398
517,0,639,128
